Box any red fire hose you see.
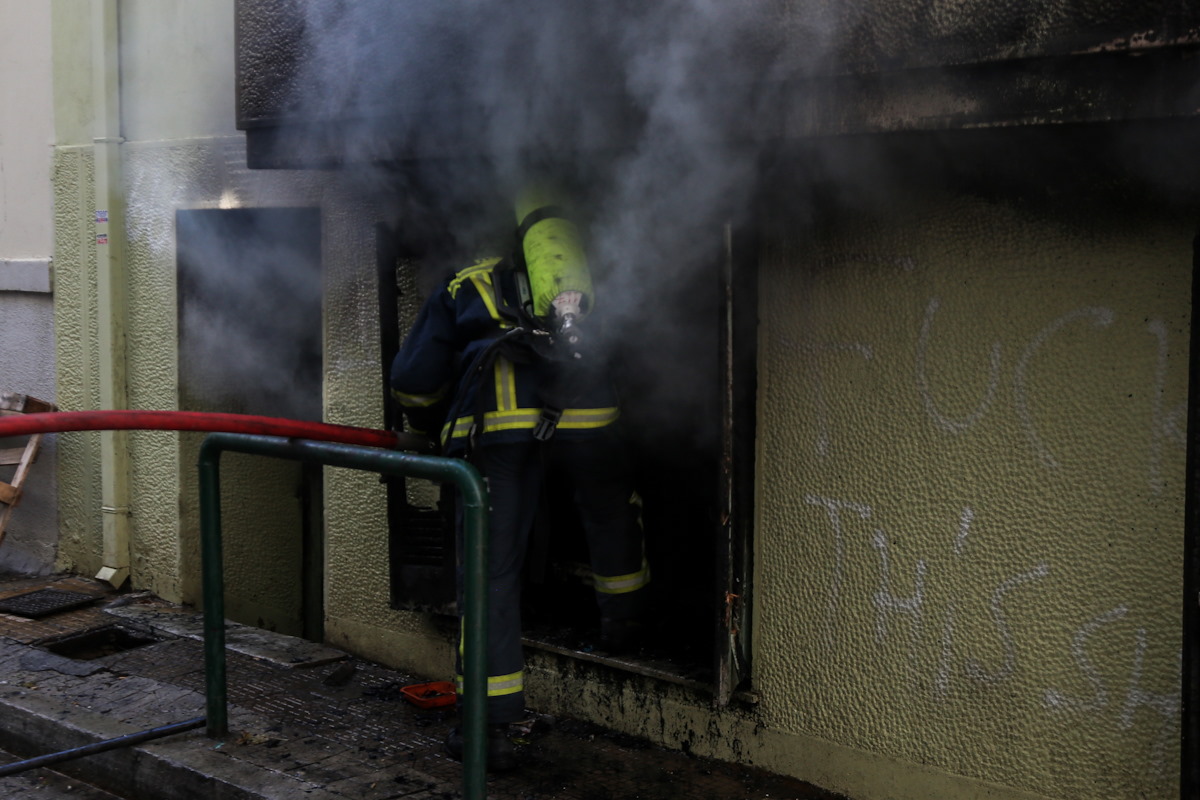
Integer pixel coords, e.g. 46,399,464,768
0,410,433,451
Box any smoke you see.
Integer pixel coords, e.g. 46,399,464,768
175,207,323,421
273,1,1200,447
279,0,847,447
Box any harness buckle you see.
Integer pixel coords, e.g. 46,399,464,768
532,408,562,441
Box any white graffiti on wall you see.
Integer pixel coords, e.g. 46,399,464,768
962,563,1050,683
804,496,1182,776
1039,605,1184,774
1121,632,1182,771
1042,605,1129,713
1012,307,1115,468
917,298,1002,434
915,299,1121,466
1037,605,1181,772
934,507,975,698
790,266,1187,781
871,527,927,642
813,296,1186,493
871,526,927,688
809,497,1050,694
804,494,872,645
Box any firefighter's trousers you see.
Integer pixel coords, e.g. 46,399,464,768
455,434,649,724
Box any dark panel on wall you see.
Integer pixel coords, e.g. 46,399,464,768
832,1,1197,70
235,0,1200,165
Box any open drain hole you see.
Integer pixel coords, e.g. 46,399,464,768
43,625,161,660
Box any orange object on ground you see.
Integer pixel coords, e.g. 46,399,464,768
400,681,457,709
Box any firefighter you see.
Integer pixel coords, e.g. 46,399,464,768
389,186,650,770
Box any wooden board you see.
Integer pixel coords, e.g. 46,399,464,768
0,393,55,415
0,394,56,544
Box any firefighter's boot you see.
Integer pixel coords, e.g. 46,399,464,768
445,722,518,772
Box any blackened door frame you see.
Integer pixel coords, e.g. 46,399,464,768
379,220,757,701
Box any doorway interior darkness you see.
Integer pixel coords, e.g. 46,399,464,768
379,213,756,703
176,207,325,642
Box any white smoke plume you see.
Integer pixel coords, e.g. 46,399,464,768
238,2,1200,444
278,0,849,445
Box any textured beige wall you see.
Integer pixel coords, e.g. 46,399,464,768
319,193,455,677
117,138,407,637
755,188,1187,799
119,139,308,615
47,0,361,633
50,121,431,640
52,146,104,578
48,0,439,648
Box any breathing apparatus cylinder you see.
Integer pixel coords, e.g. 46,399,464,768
514,185,594,335
511,184,593,439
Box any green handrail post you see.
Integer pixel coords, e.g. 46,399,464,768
197,448,227,735
198,434,489,800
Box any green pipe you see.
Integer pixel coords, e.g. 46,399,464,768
198,434,488,799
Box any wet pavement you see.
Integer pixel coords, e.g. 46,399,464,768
0,573,847,800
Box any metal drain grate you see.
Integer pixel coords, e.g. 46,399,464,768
0,588,98,618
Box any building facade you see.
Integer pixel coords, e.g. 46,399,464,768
32,2,1199,798
0,2,58,575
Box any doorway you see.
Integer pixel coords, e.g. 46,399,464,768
176,207,324,640
379,216,756,701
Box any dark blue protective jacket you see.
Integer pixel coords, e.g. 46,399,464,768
390,259,619,455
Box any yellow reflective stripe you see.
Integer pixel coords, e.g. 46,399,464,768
455,670,524,697
488,409,540,421
447,259,502,299
557,408,620,429
455,619,524,698
488,671,524,696
469,273,503,324
594,558,651,594
442,416,472,442
487,414,545,432
391,386,448,408
440,411,542,440
494,357,517,412
442,407,620,440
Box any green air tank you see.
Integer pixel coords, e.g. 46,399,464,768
515,184,594,322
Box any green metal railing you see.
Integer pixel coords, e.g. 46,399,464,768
198,433,489,800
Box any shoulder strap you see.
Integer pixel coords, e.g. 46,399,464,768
490,257,546,331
